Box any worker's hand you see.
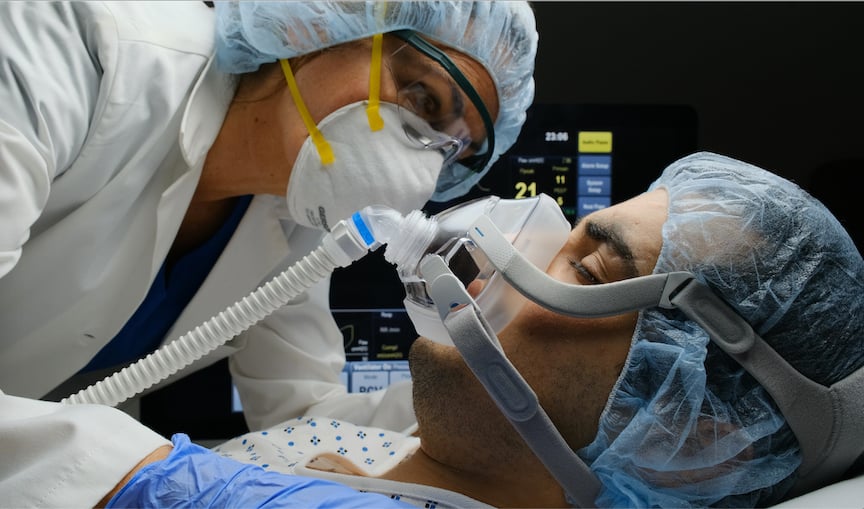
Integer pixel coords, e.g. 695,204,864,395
105,434,412,508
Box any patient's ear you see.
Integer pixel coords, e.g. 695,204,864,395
643,417,754,488
699,417,756,463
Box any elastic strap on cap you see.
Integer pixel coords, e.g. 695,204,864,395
280,58,335,165
366,33,385,131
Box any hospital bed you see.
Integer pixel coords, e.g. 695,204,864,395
773,471,864,508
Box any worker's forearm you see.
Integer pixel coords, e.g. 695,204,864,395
96,445,174,508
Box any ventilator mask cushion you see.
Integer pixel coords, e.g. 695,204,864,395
402,194,570,345
580,152,864,508
286,102,444,231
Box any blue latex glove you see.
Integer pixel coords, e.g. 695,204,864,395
108,434,414,508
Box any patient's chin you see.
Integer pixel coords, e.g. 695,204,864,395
409,337,482,415
408,337,467,382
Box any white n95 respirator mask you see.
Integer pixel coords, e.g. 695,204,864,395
286,101,445,231
401,194,571,346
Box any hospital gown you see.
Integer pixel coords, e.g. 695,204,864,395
213,416,492,509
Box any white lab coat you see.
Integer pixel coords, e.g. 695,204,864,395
0,2,414,506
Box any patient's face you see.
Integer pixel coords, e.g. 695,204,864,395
409,188,668,475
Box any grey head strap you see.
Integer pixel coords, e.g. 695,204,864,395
419,254,602,508
463,214,864,499
671,281,864,496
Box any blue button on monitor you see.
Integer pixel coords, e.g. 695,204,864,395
578,155,612,175
578,197,612,217
578,175,612,195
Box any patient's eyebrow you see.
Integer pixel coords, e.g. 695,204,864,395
578,218,640,279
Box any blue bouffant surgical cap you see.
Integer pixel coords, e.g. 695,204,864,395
213,1,538,202
580,152,864,508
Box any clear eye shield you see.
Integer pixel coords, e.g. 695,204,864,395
412,198,864,507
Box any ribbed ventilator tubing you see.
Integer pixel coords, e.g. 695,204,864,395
62,244,342,406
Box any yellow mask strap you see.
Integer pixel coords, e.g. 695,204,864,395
280,58,335,165
366,33,385,131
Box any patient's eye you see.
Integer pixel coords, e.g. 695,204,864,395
564,216,640,285
568,257,600,285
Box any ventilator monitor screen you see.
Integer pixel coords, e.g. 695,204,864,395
140,103,697,440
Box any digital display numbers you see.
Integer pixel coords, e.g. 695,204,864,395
506,131,614,222
510,155,578,219
545,131,570,142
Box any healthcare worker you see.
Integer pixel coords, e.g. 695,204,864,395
0,1,537,506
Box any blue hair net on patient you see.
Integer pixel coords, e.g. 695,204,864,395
212,1,537,202
579,152,864,508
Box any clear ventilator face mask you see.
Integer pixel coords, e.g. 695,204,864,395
400,194,570,346
63,193,864,508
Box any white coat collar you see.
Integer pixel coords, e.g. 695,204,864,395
151,56,238,274
179,56,238,167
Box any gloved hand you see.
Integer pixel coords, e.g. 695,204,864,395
107,433,413,508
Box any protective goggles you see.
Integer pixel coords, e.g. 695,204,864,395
280,30,495,174
388,30,495,173
407,193,864,507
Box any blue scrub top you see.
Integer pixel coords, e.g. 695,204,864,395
81,195,254,373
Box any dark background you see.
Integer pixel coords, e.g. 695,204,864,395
530,1,863,250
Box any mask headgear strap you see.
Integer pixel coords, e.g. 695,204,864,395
418,253,602,508
671,282,864,497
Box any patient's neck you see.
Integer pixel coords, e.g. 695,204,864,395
379,447,567,508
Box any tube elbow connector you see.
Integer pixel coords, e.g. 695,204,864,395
323,219,372,267
351,205,439,274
